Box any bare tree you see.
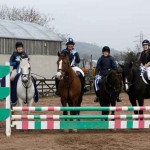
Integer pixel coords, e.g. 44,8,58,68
0,5,52,26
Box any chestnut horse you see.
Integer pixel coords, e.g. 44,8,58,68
55,52,83,116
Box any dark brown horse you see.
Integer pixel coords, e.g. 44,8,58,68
55,52,83,116
98,69,122,116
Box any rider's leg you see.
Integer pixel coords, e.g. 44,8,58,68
94,75,102,102
31,76,39,102
72,67,88,93
55,78,60,96
93,84,100,102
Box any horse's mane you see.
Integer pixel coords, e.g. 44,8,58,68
20,58,30,68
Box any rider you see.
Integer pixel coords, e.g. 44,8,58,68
140,40,150,67
139,40,150,81
55,37,86,96
9,41,28,81
9,41,39,105
94,46,122,102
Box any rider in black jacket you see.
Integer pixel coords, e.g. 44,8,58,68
10,41,28,69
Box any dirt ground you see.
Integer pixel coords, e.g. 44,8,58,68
0,92,150,150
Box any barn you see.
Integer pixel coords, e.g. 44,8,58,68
0,19,62,78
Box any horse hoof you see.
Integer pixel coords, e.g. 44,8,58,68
64,129,69,133
72,129,78,132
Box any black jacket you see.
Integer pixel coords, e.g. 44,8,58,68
9,51,28,69
140,50,150,65
61,48,80,66
96,55,117,76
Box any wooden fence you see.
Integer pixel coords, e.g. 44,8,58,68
36,76,94,97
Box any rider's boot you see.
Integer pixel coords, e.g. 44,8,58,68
31,76,39,103
55,78,60,96
77,72,88,93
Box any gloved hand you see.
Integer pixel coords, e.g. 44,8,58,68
95,75,101,80
139,66,146,73
71,49,78,55
15,56,21,62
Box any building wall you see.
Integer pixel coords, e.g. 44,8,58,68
0,55,58,78
0,38,61,55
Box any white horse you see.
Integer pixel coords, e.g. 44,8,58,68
17,58,35,110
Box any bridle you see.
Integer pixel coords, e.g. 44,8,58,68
104,72,122,96
21,67,32,104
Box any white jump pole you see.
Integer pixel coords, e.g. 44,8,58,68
5,62,11,136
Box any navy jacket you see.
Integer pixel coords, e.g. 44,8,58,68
140,50,150,65
9,51,28,69
61,48,80,66
96,55,117,76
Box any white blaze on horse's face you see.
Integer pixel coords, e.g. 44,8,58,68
125,77,129,91
20,58,31,83
55,60,63,80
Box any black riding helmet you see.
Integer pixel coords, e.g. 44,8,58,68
142,40,149,46
102,46,110,53
16,41,24,49
66,38,75,45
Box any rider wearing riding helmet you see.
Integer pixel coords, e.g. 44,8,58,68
55,37,86,96
140,40,150,67
10,41,39,104
139,40,150,82
94,46,121,102
9,41,28,81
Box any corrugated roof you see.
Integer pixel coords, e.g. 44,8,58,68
0,19,62,41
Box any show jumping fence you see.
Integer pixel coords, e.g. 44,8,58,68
11,106,150,131
0,64,150,136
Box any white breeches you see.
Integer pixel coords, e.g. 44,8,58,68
145,67,150,80
72,66,85,77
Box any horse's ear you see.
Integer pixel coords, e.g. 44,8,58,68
129,61,133,68
57,51,60,57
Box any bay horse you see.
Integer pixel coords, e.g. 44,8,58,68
122,62,150,115
17,58,35,111
98,69,122,116
55,52,83,117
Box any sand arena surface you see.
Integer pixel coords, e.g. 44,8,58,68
0,93,150,150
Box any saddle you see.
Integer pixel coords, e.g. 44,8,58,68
141,71,150,84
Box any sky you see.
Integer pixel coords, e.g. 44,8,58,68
0,0,150,51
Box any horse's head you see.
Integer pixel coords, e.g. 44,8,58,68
121,62,140,92
107,69,122,93
55,51,70,80
20,58,31,83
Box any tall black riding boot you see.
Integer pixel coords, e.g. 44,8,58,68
77,72,88,93
55,78,60,96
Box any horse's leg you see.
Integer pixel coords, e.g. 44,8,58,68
76,93,83,116
138,99,144,115
99,93,110,117
28,98,34,115
61,97,69,132
60,97,68,116
18,98,23,115
110,96,117,116
129,95,138,115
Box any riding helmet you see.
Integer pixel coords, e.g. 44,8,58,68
102,46,110,53
66,38,75,45
142,40,149,46
16,41,24,49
